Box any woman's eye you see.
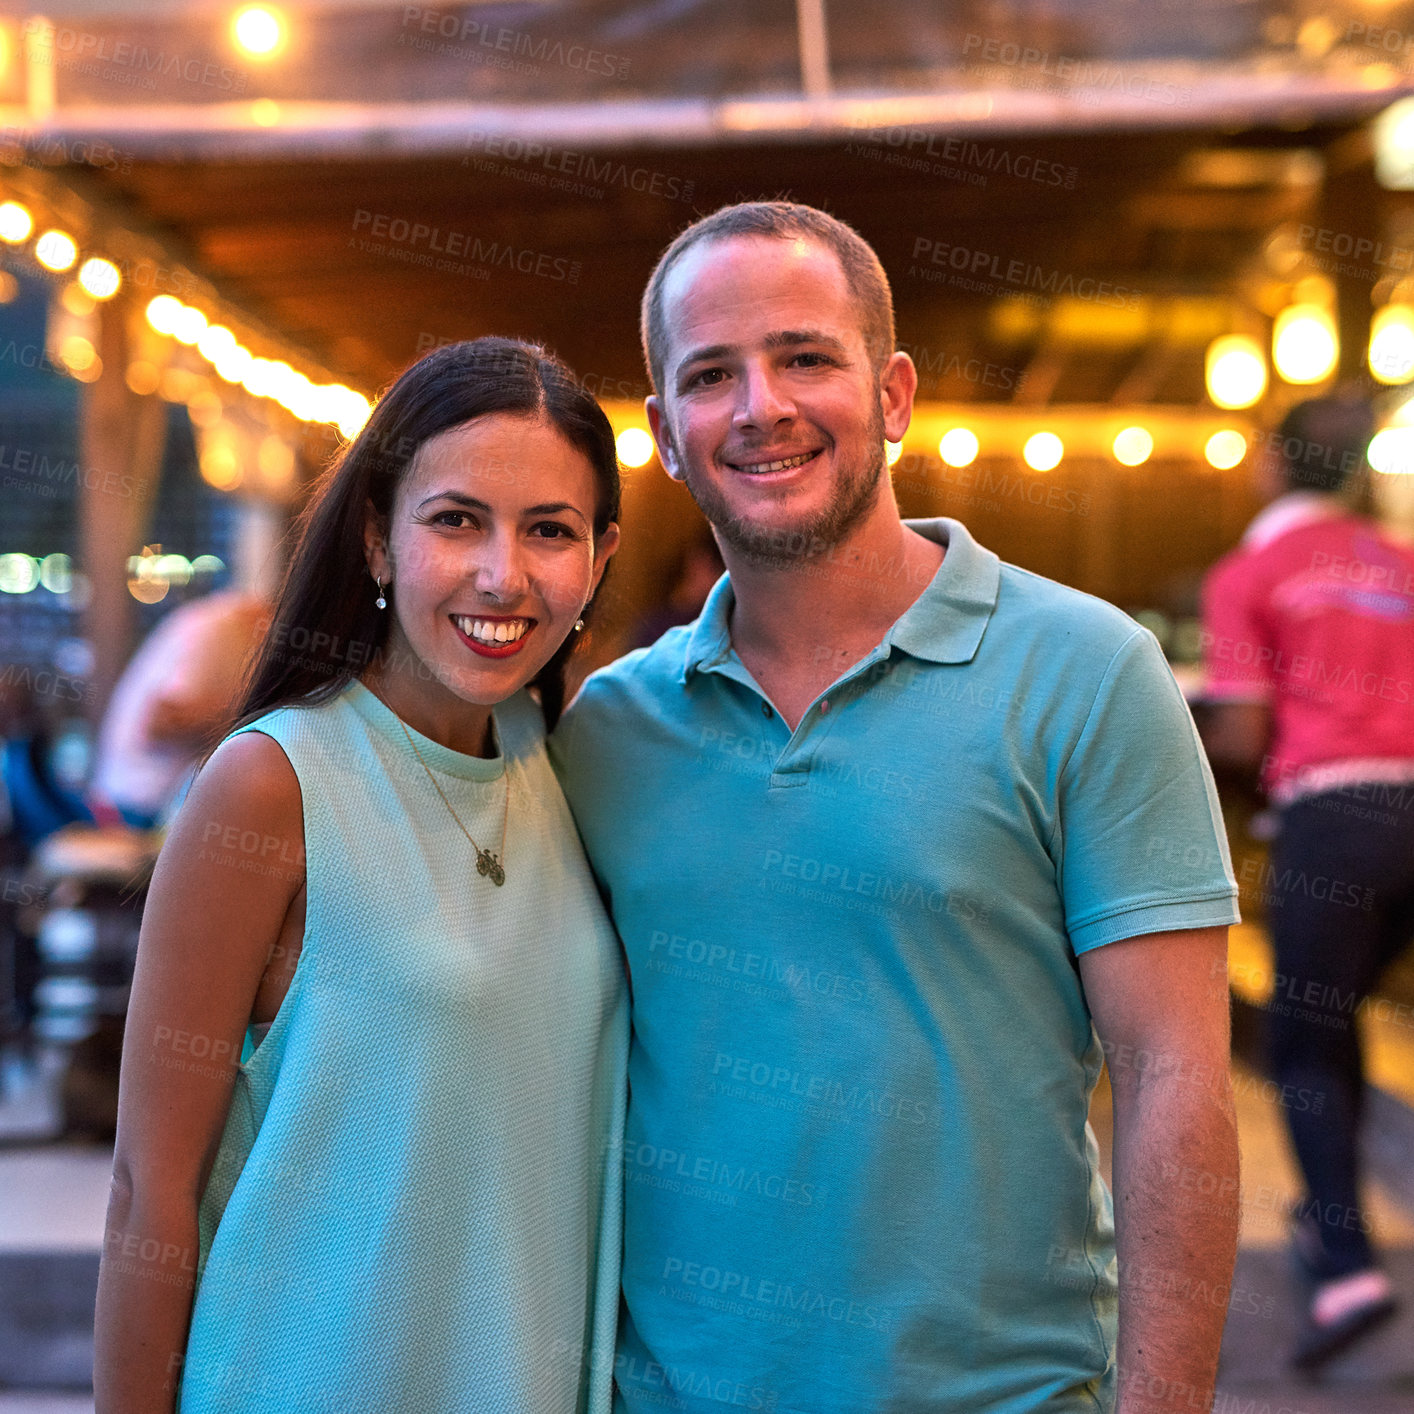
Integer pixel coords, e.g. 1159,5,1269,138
430,510,474,528
530,522,577,540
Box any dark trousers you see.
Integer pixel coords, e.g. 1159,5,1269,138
1264,783,1414,1275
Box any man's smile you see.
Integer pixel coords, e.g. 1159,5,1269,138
723,448,824,476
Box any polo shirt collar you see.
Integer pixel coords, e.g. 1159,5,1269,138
678,517,1001,683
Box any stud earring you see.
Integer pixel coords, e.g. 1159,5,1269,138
374,575,388,611
573,618,585,633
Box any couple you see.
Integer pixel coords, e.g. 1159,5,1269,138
94,202,1241,1414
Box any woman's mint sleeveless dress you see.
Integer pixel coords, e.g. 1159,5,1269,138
178,680,627,1414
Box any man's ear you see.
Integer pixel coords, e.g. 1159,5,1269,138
363,498,391,584
647,395,685,482
879,350,918,446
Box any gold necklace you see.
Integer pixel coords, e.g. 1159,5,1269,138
395,716,509,886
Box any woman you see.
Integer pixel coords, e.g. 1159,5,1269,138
93,338,626,1414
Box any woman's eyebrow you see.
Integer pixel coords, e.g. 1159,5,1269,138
415,491,586,522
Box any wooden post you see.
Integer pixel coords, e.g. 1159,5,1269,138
1320,129,1381,385
77,297,165,724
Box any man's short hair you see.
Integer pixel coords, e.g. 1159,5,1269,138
1274,396,1375,493
640,201,896,396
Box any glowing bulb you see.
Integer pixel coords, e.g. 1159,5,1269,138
200,440,242,490
1023,432,1063,472
616,427,655,468
171,304,208,346
0,201,34,243
1369,305,1414,386
59,335,97,372
232,5,284,56
214,345,254,384
1273,305,1339,385
34,229,77,271
0,554,39,594
241,357,276,398
197,323,237,361
1205,430,1248,470
939,428,978,467
1113,427,1153,466
1369,426,1414,475
335,389,371,439
1205,335,1268,410
39,553,72,594
77,256,120,300
146,294,183,335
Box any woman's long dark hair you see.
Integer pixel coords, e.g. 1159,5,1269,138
227,337,621,737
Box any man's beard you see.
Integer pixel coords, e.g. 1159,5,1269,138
675,405,888,570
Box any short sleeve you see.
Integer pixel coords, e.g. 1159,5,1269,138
1201,552,1274,702
1056,629,1240,954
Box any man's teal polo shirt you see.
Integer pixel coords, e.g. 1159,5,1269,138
551,518,1239,1414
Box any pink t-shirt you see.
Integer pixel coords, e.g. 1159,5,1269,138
1202,497,1414,798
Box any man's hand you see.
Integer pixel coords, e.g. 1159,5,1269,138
1079,926,1239,1414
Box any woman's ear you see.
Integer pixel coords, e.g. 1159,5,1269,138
363,498,391,585
590,522,621,595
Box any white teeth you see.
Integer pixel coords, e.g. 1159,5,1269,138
455,616,530,645
735,451,816,474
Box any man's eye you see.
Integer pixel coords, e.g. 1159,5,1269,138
687,368,727,388
792,352,832,368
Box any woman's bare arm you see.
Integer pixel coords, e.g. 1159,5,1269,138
93,732,305,1414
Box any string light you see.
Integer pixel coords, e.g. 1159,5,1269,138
939,429,979,467
1205,430,1248,469
33,229,77,271
1273,305,1338,385
1112,427,1154,466
0,201,34,243
616,428,655,467
1369,305,1414,386
77,257,121,300
1205,336,1267,409
232,5,285,57
1023,432,1064,471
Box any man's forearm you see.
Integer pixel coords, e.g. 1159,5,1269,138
1110,1067,1240,1414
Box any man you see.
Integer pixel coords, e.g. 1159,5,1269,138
553,203,1240,1413
1201,396,1407,1369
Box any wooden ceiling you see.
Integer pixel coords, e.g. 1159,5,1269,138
76,122,1358,404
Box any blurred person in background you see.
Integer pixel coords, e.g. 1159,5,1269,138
93,338,625,1414
1201,394,1410,1368
0,666,91,1052
629,521,723,649
87,589,271,830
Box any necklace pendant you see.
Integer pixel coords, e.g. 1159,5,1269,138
478,848,505,887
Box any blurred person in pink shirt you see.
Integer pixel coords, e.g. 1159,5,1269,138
1201,395,1409,1369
